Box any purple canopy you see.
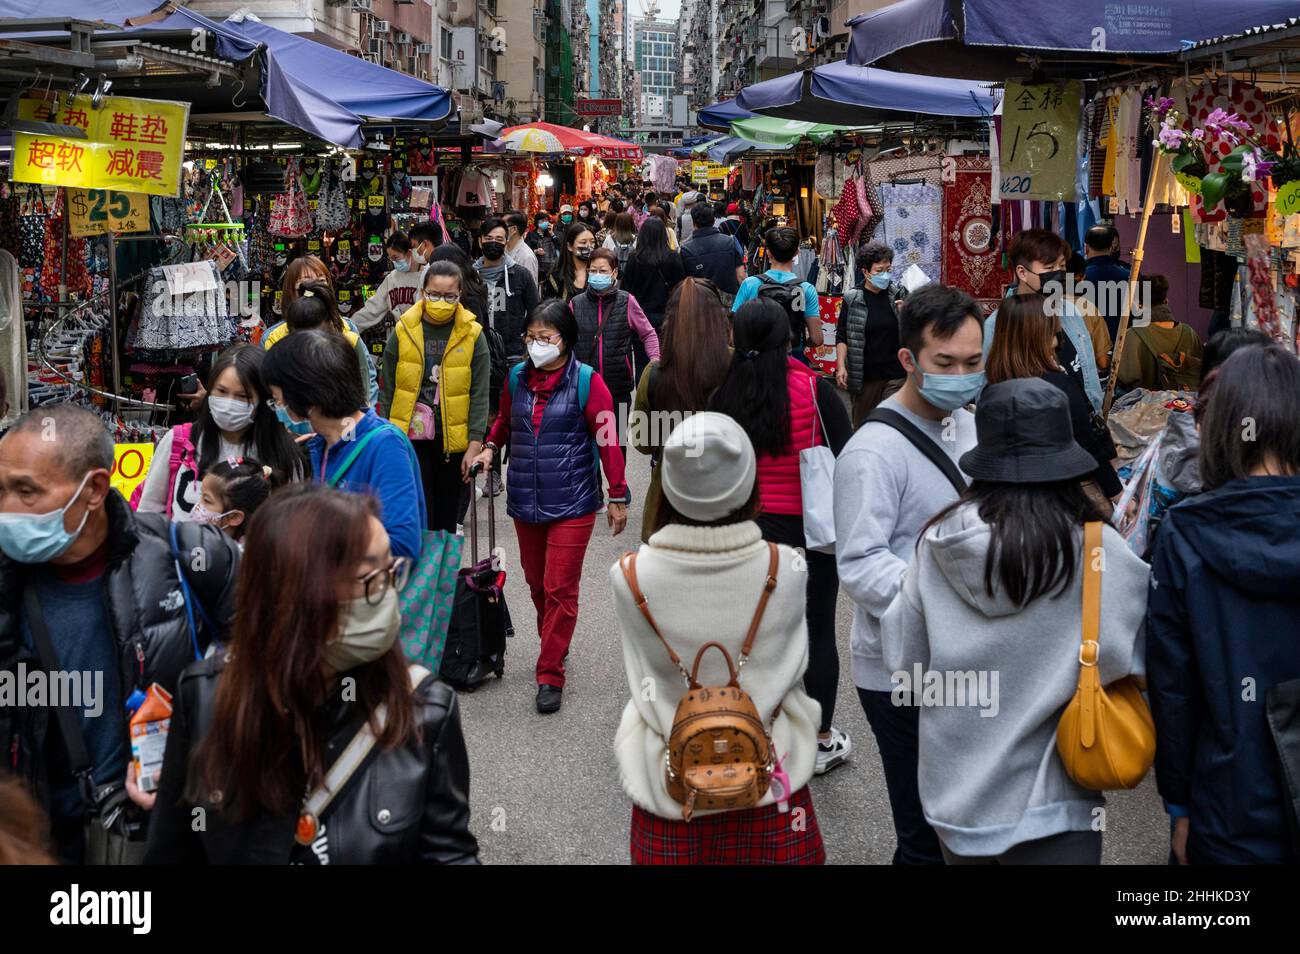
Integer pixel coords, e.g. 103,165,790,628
696,98,753,132
847,0,1300,79
736,60,998,125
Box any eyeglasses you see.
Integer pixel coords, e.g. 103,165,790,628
523,332,562,345
358,557,412,606
425,293,461,303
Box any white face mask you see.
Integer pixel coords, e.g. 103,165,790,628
207,396,256,432
528,340,562,367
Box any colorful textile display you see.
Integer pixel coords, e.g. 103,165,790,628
879,182,942,286
1188,79,1282,222
941,156,1010,312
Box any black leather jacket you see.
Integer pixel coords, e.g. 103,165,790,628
144,656,480,865
0,491,240,810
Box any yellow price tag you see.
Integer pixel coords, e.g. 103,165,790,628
1276,180,1300,217
67,189,149,237
1174,171,1203,196
367,194,385,208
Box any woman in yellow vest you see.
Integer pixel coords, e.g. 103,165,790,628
267,282,379,407
379,261,491,534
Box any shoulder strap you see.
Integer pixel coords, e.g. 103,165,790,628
740,543,780,659
865,408,968,495
325,425,395,488
300,664,430,831
1078,520,1102,753
23,589,95,802
170,520,219,660
166,423,194,520
577,362,593,410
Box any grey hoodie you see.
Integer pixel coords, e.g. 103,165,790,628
881,504,1149,857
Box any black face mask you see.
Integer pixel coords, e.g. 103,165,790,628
481,241,506,261
575,248,594,261
1035,269,1069,293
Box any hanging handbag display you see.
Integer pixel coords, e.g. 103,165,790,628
314,161,352,233
1055,521,1156,790
267,161,313,238
19,184,48,269
40,191,91,299
832,176,864,246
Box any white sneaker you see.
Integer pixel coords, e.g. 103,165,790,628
814,726,851,775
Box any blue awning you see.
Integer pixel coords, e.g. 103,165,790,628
0,2,451,147
736,60,998,125
705,136,791,163
696,98,753,133
846,0,1300,78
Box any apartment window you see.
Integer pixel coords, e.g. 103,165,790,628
440,27,452,60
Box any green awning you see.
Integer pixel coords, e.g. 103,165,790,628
728,115,869,146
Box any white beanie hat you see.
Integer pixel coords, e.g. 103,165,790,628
659,412,756,522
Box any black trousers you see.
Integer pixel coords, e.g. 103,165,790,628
857,687,946,865
757,515,840,734
413,437,467,534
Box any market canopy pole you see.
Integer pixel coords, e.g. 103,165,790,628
1103,149,1168,418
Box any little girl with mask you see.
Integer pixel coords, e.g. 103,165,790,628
192,457,281,543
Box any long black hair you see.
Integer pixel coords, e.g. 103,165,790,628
923,480,1110,609
629,214,673,273
193,343,306,483
708,298,792,457
560,221,596,290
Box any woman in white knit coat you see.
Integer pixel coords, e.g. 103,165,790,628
609,412,825,864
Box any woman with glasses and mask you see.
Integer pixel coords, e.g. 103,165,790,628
468,301,630,714
263,328,427,563
541,222,596,302
144,484,480,865
137,343,305,520
379,261,490,534
570,249,660,468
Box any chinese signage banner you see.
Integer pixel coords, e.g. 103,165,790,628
999,81,1081,201
13,94,189,198
691,161,729,184
575,99,623,116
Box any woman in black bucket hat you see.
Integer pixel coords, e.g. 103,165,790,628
880,377,1150,865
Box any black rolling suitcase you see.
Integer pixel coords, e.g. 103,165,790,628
440,463,513,690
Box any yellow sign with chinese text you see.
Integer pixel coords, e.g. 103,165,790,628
1000,81,1081,201
12,94,189,197
691,160,729,184
111,443,154,502
67,189,150,237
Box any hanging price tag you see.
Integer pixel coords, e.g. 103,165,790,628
67,188,149,236
367,194,385,208
1174,171,1203,196
1276,180,1300,216
204,159,218,170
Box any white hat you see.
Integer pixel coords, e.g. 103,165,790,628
660,413,757,522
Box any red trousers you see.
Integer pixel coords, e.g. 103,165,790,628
514,513,596,688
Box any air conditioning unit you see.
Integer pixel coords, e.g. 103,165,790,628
395,31,411,45
372,20,390,34
417,42,434,54
350,0,372,9
368,36,386,57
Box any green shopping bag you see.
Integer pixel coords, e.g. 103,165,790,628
399,529,464,671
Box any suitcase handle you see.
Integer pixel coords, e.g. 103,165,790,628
466,461,496,565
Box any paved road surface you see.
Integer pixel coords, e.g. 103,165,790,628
456,444,1169,864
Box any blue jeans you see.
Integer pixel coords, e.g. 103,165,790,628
857,688,945,865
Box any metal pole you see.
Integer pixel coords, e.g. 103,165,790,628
107,231,121,415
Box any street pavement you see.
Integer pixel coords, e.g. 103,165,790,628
456,441,1170,865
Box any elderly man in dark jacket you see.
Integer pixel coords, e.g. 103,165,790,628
0,404,239,863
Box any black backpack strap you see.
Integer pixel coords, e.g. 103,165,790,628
23,588,96,806
864,408,968,495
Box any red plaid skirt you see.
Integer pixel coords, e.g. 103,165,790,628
630,786,826,865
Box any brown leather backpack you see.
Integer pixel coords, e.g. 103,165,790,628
619,543,779,821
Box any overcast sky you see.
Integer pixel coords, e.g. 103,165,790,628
631,0,681,22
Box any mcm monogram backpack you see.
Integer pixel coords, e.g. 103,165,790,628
619,542,780,821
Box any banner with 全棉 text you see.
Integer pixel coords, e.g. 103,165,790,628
12,94,189,198
999,81,1081,201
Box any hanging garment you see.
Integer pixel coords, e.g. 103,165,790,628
879,181,943,286
456,168,495,211
742,160,758,191
0,249,23,427
135,260,232,351
1101,93,1121,199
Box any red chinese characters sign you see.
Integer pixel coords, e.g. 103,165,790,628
13,94,189,198
575,99,623,116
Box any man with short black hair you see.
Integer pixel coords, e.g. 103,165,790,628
679,201,747,303
0,404,240,862
503,211,539,285
1083,223,1131,342
835,284,985,865
731,226,823,363
476,216,541,366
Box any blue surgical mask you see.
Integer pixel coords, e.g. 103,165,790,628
538,221,551,232
0,470,95,564
907,351,986,411
588,273,614,292
274,404,314,436
869,271,892,290
391,258,411,273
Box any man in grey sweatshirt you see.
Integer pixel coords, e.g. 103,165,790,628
833,284,986,864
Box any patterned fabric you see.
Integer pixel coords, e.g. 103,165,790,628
1188,79,1282,222
399,529,464,672
942,156,1010,312
134,261,232,350
879,182,943,286
629,785,826,865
